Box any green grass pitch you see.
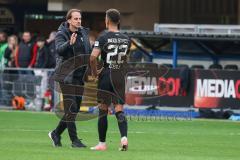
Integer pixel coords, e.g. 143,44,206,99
0,110,239,160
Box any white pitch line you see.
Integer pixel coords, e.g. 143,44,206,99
0,128,145,134
0,128,239,136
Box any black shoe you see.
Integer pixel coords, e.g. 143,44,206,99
48,131,62,147
71,139,87,148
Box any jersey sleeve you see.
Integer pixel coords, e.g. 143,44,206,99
93,34,105,51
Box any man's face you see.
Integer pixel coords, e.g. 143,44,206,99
68,12,82,29
22,32,31,43
0,33,7,43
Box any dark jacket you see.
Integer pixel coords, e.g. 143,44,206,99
53,22,91,84
16,41,36,68
35,46,49,68
4,47,16,67
46,40,56,68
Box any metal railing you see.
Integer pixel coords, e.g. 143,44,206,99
154,24,240,35
0,68,54,110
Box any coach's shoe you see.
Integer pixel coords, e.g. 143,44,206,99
90,142,107,151
119,137,128,151
48,131,62,147
72,139,87,148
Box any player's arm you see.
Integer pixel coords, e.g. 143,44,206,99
90,48,101,78
125,39,132,62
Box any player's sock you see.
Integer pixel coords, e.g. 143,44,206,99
115,111,128,137
98,109,108,142
99,142,106,145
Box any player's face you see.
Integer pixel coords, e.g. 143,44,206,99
68,12,82,29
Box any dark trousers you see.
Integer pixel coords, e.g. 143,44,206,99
54,81,84,142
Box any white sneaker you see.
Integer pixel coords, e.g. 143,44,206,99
119,137,128,151
90,142,107,151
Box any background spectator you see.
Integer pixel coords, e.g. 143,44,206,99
3,35,19,104
15,31,37,68
4,35,18,68
0,31,8,70
35,37,49,68
46,31,56,68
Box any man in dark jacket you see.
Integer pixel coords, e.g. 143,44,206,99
15,31,36,68
49,9,91,148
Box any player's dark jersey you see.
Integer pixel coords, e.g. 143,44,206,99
94,31,130,105
94,31,131,70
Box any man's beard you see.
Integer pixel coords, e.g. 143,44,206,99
75,23,81,28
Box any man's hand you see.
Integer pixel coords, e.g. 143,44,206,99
90,48,101,82
70,33,77,45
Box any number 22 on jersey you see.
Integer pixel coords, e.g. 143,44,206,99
106,44,128,65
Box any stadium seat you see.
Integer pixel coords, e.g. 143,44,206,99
209,64,223,70
144,63,158,69
134,62,158,69
177,64,189,69
224,64,238,70
161,63,173,68
191,65,205,69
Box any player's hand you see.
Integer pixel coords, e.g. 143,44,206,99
91,71,97,78
70,33,77,45
91,68,103,82
97,67,103,75
91,74,98,83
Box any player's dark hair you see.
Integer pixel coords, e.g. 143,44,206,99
106,9,120,25
66,9,81,20
36,36,45,42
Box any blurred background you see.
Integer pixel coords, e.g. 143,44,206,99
0,0,239,35
0,0,240,120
